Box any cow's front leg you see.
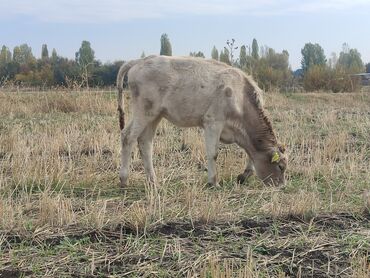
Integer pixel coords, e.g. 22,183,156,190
204,121,223,187
237,156,255,184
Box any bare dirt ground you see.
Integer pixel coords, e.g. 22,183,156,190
0,90,369,277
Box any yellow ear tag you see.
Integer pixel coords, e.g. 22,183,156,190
271,151,280,163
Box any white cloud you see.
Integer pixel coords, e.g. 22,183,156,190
0,0,369,23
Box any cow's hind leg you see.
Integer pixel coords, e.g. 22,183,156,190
137,117,161,186
119,119,149,189
204,121,223,187
237,156,255,184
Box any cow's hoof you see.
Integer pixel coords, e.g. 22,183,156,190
120,178,128,191
237,174,246,184
206,182,221,188
237,169,254,184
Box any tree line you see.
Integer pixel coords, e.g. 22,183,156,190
1,33,369,92
0,41,123,89
163,34,368,92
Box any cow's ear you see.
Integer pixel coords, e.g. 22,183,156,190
278,143,286,153
224,87,233,97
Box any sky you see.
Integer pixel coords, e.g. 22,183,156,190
1,0,369,69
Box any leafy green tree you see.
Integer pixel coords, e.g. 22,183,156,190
11,43,52,86
91,61,124,86
239,45,247,69
254,47,291,91
337,44,363,73
15,63,54,87
12,44,35,65
75,40,95,67
52,57,79,86
0,45,11,64
11,44,36,77
13,46,21,63
75,41,95,87
261,48,290,71
252,38,259,60
0,45,12,81
301,43,326,72
40,63,54,86
333,44,364,91
20,44,35,64
211,46,219,60
219,49,231,65
189,51,205,58
160,33,172,56
0,46,18,81
41,44,49,61
140,51,146,58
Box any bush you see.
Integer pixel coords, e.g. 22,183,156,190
303,65,330,92
303,65,361,92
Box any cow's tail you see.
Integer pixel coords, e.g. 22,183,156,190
116,59,140,130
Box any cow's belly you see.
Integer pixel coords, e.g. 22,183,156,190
162,106,204,127
160,89,212,127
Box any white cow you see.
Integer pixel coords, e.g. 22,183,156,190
116,55,287,188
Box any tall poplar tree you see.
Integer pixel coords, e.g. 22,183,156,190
239,45,247,69
252,38,259,60
41,44,49,60
220,49,231,65
51,48,58,63
0,45,11,64
211,46,219,60
160,33,172,56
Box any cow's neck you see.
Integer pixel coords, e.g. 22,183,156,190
238,98,277,158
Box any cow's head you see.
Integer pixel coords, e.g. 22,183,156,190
253,144,287,186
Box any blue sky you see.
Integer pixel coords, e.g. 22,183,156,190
1,0,369,69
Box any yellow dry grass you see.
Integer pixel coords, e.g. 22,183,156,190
0,89,369,277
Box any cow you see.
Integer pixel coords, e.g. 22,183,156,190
116,55,287,188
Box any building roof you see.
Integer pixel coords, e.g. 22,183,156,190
349,73,370,77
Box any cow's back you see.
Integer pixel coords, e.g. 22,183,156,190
127,56,246,127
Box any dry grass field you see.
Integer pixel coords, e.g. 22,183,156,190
0,89,369,277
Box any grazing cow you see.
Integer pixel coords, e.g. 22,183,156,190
116,55,287,188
